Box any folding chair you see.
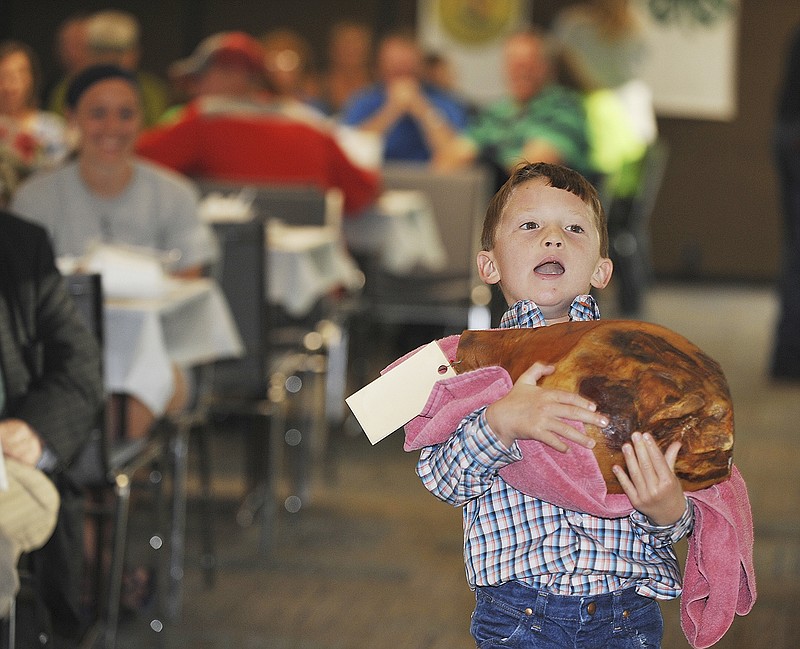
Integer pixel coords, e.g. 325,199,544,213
196,179,351,486
604,140,670,316
64,273,168,649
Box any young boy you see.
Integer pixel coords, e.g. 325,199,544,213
416,162,692,648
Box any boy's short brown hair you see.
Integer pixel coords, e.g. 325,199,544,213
481,162,608,257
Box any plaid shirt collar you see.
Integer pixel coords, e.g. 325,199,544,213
498,295,600,329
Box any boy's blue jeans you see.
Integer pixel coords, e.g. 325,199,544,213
470,580,663,648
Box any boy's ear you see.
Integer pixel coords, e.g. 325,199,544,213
590,257,613,289
477,250,500,285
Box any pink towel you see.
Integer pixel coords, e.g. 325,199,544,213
388,341,756,648
681,466,756,648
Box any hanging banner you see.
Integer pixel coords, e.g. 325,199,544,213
631,2,740,121
418,0,531,107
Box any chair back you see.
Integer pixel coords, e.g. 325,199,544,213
63,273,109,486
65,272,104,346
364,163,493,330
207,218,270,399
197,179,328,227
380,163,491,285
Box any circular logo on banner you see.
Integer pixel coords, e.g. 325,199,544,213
438,0,522,45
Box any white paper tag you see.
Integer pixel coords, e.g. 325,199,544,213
346,341,456,444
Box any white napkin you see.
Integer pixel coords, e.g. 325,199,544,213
84,244,168,299
198,191,255,223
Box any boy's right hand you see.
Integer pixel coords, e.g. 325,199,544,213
485,362,608,453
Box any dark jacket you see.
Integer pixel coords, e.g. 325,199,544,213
0,209,104,639
0,210,103,465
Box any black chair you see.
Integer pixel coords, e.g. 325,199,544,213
195,179,329,226
195,180,351,484
183,216,315,567
603,140,670,316
149,218,272,619
64,273,168,649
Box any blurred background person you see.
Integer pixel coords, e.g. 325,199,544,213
11,64,218,440
137,32,379,217
0,40,72,207
84,10,171,127
551,0,656,154
43,13,91,109
772,22,800,380
550,1,657,317
435,29,592,186
49,10,171,128
552,0,647,95
261,27,322,121
157,30,271,125
315,20,374,117
341,30,469,164
422,49,479,119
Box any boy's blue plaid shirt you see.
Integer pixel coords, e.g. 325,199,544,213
416,295,694,599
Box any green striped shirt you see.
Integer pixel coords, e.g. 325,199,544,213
467,84,593,178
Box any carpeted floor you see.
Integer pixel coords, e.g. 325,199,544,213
110,282,800,649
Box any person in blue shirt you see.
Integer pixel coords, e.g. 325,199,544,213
341,30,469,163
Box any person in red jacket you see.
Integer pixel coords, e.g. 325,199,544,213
136,31,379,216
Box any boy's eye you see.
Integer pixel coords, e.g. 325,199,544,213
566,224,585,233
520,221,538,230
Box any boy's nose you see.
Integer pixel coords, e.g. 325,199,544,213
544,239,563,248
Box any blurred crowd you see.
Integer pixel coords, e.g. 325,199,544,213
1,2,656,211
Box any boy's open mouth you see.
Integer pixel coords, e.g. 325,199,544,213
534,261,565,275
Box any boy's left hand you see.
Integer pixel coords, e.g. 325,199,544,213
612,432,686,526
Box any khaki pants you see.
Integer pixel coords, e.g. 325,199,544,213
0,459,60,618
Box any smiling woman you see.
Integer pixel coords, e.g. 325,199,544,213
12,64,217,278
66,65,142,196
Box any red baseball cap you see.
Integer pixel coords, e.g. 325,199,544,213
169,31,266,80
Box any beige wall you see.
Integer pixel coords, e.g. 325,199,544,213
530,0,797,282
649,1,797,281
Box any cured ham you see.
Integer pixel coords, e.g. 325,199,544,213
455,321,734,493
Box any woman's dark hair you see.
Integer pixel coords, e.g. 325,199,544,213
66,63,139,110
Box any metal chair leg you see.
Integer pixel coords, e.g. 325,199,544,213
104,475,132,649
167,424,188,620
194,420,217,586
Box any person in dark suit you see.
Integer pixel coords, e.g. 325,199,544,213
0,210,104,646
772,23,800,380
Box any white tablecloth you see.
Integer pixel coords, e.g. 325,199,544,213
267,221,364,317
104,278,244,416
342,189,448,275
